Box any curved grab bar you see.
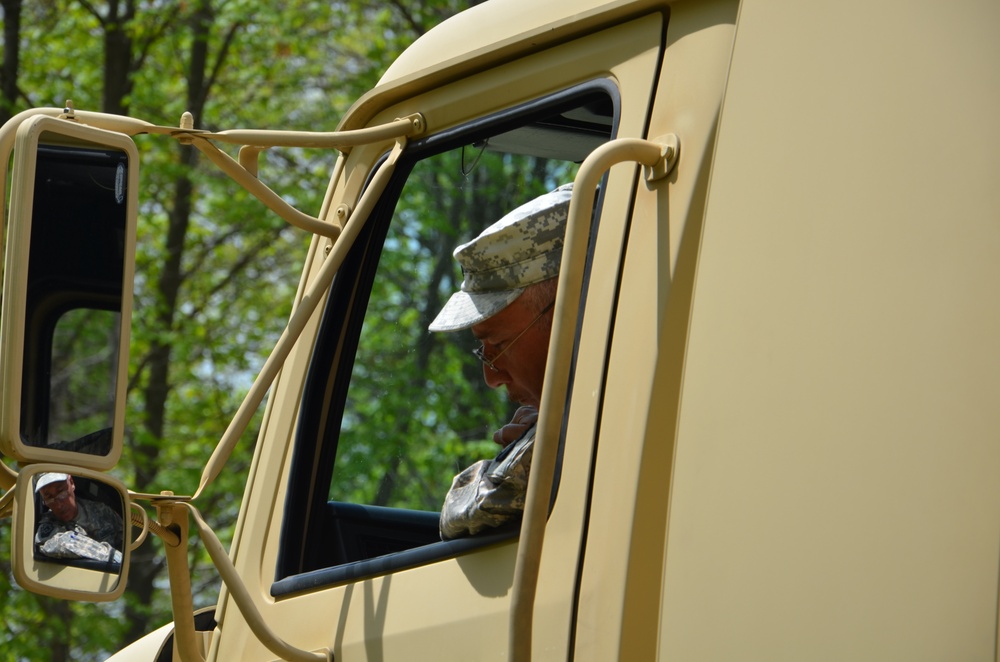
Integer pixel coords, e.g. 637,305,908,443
508,137,672,661
188,503,331,662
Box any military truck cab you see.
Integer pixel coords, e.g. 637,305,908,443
2,0,999,660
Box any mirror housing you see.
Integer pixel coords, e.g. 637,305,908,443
0,116,138,470
12,463,133,601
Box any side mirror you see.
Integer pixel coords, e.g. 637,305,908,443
11,464,134,601
0,116,138,470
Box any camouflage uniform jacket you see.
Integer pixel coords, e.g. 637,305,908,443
35,498,124,562
439,424,535,540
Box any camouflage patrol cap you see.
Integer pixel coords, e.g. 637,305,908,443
35,472,70,493
429,183,572,332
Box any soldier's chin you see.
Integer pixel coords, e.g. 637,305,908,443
506,389,524,404
506,390,538,409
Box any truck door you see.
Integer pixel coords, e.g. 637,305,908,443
215,5,670,661
533,2,738,660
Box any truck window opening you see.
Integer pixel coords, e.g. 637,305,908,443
274,83,617,591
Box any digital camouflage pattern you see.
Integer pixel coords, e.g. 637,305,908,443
37,526,123,564
439,425,535,539
35,497,124,561
428,183,572,332
433,186,569,537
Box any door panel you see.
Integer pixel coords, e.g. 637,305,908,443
216,12,667,662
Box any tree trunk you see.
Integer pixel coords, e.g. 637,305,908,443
103,15,134,116
123,1,215,646
0,0,23,123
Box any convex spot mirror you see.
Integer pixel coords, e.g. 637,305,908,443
0,116,138,470
12,464,138,601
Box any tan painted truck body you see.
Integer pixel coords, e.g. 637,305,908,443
6,0,1000,659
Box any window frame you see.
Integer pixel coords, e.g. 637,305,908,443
273,80,619,595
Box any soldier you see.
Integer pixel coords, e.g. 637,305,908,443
34,472,124,564
429,183,571,539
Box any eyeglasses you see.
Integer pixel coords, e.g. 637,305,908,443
41,486,70,505
472,301,554,372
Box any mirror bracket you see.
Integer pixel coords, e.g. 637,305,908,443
186,503,331,662
158,500,209,662
0,104,421,656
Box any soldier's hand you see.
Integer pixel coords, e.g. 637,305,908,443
493,406,539,448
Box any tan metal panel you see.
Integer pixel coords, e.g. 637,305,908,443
572,1,739,660
662,0,1000,659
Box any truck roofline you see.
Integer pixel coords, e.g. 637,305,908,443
337,0,674,132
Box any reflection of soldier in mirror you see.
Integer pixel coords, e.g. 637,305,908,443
34,472,123,564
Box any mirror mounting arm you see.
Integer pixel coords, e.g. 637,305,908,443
187,503,332,662
127,493,181,547
180,113,424,238
193,137,407,500
0,487,13,519
155,500,207,662
1,462,15,492
3,106,424,243
0,105,423,480
188,136,342,238
132,494,332,659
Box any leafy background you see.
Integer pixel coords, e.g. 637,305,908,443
332,149,576,511
0,1,478,659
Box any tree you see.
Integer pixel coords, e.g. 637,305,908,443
0,0,22,122
2,1,473,658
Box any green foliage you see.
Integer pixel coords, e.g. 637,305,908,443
332,148,578,510
49,310,121,443
2,0,473,659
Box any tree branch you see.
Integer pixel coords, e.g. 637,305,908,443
75,0,107,26
198,19,243,112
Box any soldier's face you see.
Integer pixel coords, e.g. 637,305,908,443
472,297,552,408
40,477,78,522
